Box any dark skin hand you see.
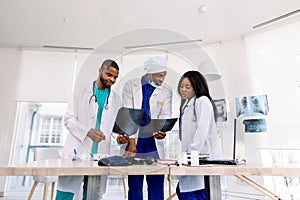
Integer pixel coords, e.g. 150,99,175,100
153,131,166,139
116,135,136,157
87,129,106,143
123,138,136,157
117,131,166,157
116,134,130,144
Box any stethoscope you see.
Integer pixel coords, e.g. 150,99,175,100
89,81,109,110
181,97,197,122
179,97,197,141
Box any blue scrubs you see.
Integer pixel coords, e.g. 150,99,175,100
128,76,164,200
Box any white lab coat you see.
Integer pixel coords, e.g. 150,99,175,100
178,96,223,192
57,82,121,197
121,77,172,159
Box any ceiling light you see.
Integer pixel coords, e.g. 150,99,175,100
199,5,207,13
124,39,202,49
253,9,300,29
63,17,70,23
43,45,94,51
198,59,222,81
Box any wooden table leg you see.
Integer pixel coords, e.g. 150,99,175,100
235,175,281,200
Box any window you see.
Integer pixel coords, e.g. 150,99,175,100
39,116,63,144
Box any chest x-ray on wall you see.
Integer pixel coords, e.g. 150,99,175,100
235,94,269,118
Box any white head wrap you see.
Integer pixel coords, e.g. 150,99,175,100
144,56,167,73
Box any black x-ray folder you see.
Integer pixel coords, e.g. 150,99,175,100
112,107,177,136
112,107,145,136
143,118,178,133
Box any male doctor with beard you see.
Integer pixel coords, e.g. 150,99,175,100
117,56,173,200
56,59,121,200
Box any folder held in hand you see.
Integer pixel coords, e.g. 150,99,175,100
143,118,178,133
112,107,145,136
112,107,178,136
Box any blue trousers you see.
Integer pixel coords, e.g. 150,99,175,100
128,174,164,200
128,137,164,200
176,184,206,200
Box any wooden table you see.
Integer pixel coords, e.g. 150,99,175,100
169,163,300,200
1,160,300,200
0,159,169,199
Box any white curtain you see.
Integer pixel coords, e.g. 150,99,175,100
16,50,87,102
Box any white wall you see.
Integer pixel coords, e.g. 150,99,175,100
0,47,21,193
206,40,268,195
245,20,300,148
203,20,300,198
17,50,82,102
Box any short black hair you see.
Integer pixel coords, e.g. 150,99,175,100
101,59,119,71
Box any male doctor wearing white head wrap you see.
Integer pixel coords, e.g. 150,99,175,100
117,56,173,200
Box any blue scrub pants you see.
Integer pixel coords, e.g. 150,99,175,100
128,137,164,200
176,184,206,200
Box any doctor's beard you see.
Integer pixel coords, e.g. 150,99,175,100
100,74,113,88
